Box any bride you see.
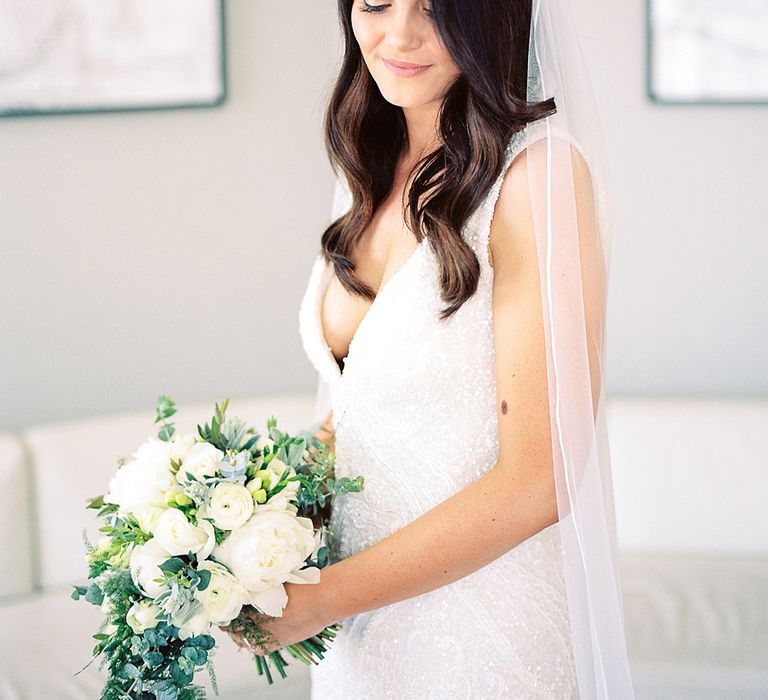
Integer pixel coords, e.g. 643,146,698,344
225,0,635,697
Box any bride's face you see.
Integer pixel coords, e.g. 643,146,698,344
351,0,461,109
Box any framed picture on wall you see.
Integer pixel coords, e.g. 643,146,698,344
647,0,768,104
0,0,227,118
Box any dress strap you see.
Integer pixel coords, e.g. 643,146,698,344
465,126,530,273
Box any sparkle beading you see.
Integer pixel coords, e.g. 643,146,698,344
297,127,579,699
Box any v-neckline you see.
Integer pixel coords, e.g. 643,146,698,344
315,237,428,379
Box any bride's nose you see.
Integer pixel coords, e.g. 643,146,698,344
385,7,425,53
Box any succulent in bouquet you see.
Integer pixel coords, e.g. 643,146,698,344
73,395,364,699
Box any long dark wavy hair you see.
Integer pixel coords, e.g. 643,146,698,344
321,0,556,320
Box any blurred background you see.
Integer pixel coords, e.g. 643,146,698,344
0,1,766,699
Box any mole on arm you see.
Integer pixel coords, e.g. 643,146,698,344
501,399,508,415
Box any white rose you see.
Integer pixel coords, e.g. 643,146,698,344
135,436,174,470
195,561,247,625
176,612,211,640
154,508,215,560
176,442,223,484
258,492,299,515
246,565,321,617
170,433,197,464
126,600,161,634
206,482,254,531
104,455,173,518
135,505,167,535
212,510,320,617
130,538,172,599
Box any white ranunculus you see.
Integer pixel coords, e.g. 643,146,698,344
177,612,211,640
195,561,247,624
212,510,320,617
206,482,254,531
176,442,223,484
126,600,161,634
154,508,216,560
130,538,173,598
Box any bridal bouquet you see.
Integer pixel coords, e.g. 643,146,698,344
73,395,363,699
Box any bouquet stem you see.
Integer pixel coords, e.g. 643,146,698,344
253,623,342,684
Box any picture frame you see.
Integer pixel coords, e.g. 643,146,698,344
646,0,768,105
0,0,227,118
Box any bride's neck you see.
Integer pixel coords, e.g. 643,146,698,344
401,103,443,162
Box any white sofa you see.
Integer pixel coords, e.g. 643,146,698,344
0,394,766,699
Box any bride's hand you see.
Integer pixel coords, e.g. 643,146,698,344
219,581,331,654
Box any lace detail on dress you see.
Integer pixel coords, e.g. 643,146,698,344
298,125,578,699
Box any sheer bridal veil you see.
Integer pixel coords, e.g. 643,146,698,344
312,0,635,697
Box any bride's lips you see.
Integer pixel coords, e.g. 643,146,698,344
382,57,432,77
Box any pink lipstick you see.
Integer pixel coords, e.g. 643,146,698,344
382,57,432,77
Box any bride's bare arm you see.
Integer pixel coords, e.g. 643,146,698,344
314,146,600,625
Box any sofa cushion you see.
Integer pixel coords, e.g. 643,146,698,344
0,588,311,699
0,433,35,599
620,551,768,698
22,394,316,589
607,397,768,552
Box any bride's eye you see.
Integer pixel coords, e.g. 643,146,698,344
358,1,433,18
359,1,389,12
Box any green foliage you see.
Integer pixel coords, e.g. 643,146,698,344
155,394,177,442
99,513,151,548
94,620,214,699
86,494,119,518
74,395,368,697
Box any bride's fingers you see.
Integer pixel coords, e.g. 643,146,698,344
236,631,266,654
227,629,249,650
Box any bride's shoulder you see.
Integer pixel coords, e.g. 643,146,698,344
489,122,594,271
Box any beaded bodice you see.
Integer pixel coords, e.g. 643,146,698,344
297,126,578,698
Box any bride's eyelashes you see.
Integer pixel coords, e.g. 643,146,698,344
358,1,434,19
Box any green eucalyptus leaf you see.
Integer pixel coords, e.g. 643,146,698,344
196,568,211,592
159,557,185,574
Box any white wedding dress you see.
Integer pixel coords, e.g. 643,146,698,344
297,126,579,699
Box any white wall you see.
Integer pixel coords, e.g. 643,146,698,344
573,1,768,395
0,1,342,431
1,1,766,432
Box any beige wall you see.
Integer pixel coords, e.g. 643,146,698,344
1,1,766,431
